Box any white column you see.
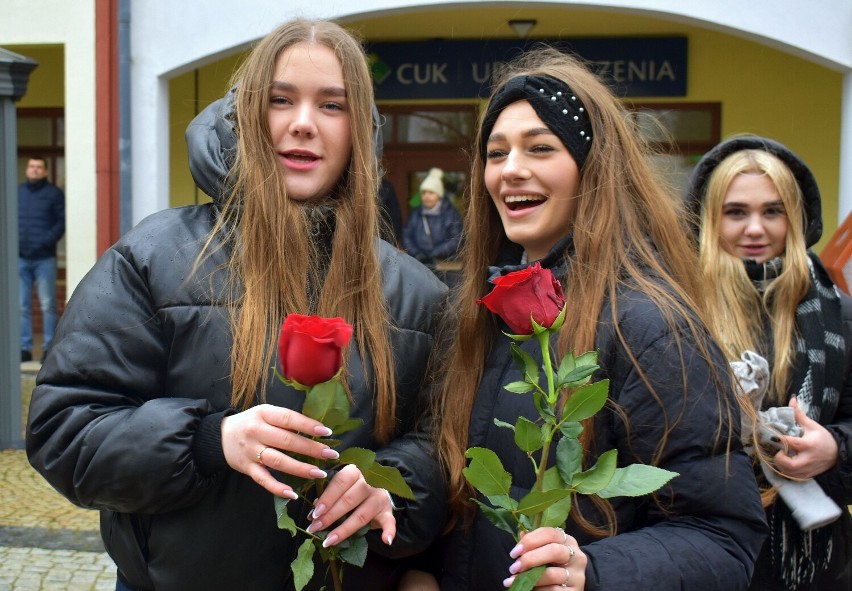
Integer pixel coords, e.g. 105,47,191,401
839,70,852,224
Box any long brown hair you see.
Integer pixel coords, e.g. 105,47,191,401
698,148,810,404
435,47,735,532
202,19,397,442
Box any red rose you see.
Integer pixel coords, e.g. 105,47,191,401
278,314,353,387
476,263,566,335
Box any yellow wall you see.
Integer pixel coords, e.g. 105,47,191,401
5,44,64,107
688,31,841,250
167,8,843,248
169,55,243,207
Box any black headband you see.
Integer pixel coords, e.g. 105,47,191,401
480,75,592,169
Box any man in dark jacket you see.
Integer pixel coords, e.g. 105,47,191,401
18,156,65,363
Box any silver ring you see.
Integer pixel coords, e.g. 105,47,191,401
256,446,270,464
556,527,568,544
568,545,575,558
560,566,570,587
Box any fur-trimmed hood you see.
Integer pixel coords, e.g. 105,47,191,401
684,135,822,247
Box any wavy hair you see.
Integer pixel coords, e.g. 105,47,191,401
202,19,397,442
698,149,809,405
435,47,736,533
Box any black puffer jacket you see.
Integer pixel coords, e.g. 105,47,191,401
685,136,852,590
441,246,768,590
26,96,449,591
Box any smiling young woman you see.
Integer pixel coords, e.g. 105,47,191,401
26,18,448,591
433,47,767,591
687,136,852,591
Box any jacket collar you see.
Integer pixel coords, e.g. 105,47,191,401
487,234,573,282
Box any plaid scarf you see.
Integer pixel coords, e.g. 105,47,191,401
745,251,846,589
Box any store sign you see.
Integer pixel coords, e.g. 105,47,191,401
367,37,687,100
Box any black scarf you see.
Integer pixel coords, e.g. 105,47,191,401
745,251,846,589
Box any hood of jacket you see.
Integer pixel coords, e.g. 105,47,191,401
185,87,238,207
684,135,822,247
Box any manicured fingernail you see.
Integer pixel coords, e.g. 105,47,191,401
312,503,326,519
314,426,333,437
385,534,393,545
306,520,323,533
322,534,339,548
509,543,523,559
509,560,521,574
321,448,339,460
309,468,327,479
503,576,514,588
282,489,298,500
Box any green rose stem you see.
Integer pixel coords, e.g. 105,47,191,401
532,330,555,528
314,463,344,591
468,267,679,591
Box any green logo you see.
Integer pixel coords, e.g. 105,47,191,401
368,53,392,85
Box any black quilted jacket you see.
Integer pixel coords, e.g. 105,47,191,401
440,247,768,590
26,92,449,591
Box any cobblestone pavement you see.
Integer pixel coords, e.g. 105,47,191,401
0,367,116,591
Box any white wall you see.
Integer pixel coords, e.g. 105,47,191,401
1,0,97,295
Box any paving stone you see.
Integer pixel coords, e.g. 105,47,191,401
0,375,115,590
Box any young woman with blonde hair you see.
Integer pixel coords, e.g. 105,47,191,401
434,47,766,590
27,19,447,591
687,135,852,591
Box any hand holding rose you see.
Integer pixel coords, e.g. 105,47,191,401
503,527,587,590
233,313,414,591
221,404,338,498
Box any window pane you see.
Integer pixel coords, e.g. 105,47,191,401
634,108,714,144
17,117,53,147
397,111,475,144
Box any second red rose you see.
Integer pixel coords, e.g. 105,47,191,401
476,262,566,335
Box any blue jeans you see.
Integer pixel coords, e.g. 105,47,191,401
19,256,58,352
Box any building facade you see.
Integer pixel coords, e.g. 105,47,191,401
3,0,852,295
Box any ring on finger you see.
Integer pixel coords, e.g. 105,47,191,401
560,566,570,588
256,446,270,464
556,526,568,545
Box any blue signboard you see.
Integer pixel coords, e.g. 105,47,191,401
366,37,687,100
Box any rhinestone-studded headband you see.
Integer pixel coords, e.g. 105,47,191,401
480,75,592,169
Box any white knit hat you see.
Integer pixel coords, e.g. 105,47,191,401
420,167,445,197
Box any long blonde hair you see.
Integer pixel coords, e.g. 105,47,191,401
436,47,733,532
202,19,397,442
699,149,810,404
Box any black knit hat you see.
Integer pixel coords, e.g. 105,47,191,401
685,135,823,247
480,74,593,170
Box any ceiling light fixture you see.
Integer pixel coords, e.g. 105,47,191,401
508,19,537,39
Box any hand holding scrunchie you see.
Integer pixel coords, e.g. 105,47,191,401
759,406,842,530
729,352,842,530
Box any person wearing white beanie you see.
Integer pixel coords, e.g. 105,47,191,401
402,167,463,268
